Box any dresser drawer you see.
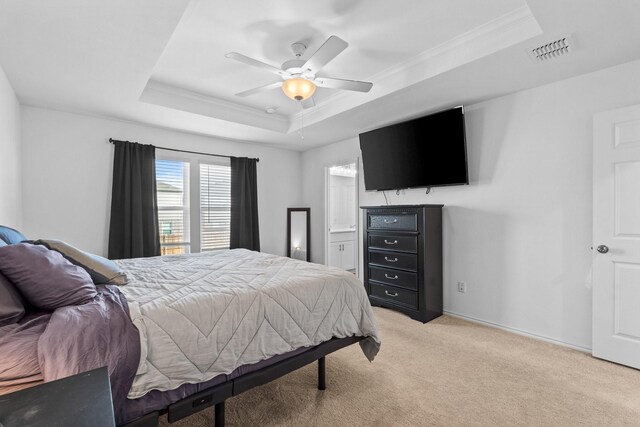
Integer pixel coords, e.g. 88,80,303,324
369,250,417,272
369,265,417,291
368,234,417,253
368,213,417,231
369,282,418,309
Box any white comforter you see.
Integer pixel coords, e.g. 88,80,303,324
117,249,380,398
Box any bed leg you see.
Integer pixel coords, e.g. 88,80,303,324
215,401,225,427
318,356,326,390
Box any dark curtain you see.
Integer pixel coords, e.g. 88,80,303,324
108,140,161,259
230,157,260,251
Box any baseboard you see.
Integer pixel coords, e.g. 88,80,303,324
443,310,592,353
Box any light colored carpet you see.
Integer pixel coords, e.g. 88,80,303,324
159,307,640,426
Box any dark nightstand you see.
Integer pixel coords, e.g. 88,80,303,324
0,367,115,427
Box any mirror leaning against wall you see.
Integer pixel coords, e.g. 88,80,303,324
287,208,310,262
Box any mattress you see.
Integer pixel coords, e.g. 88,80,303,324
117,249,380,398
0,248,380,426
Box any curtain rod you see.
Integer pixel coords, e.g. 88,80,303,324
108,138,259,162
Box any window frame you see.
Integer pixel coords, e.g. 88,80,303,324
156,157,191,255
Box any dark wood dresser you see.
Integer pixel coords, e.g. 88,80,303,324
361,204,443,323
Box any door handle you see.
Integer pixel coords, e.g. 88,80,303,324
384,239,398,245
596,245,609,254
383,218,398,224
384,290,398,297
384,274,398,280
384,256,398,263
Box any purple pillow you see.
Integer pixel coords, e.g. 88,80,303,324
0,244,97,310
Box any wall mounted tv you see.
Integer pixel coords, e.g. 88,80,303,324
359,106,468,191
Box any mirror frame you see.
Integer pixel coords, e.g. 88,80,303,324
287,207,310,262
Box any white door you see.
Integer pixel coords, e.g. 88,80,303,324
593,104,640,369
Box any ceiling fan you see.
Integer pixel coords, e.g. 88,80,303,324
225,35,373,108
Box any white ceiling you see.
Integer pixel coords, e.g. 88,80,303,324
150,0,523,116
1,0,639,150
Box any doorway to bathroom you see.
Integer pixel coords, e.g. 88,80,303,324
325,161,358,275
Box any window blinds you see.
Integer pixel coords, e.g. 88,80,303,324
200,163,231,251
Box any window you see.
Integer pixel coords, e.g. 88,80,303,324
156,160,190,255
155,158,230,254
200,163,231,251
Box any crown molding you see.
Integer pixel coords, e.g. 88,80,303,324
18,98,300,151
138,5,541,136
377,4,541,81
140,80,290,133
289,4,542,131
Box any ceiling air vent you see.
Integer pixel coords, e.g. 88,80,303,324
528,36,574,62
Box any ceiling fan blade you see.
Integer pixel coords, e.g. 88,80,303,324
302,36,348,72
301,96,316,109
235,81,283,98
314,77,373,93
225,52,290,77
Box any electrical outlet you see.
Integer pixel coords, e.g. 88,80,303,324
457,281,467,293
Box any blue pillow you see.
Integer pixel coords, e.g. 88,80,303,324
0,239,6,247
0,226,27,245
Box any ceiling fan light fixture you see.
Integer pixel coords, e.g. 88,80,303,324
282,77,316,101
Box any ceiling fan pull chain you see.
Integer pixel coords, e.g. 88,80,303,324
298,106,305,140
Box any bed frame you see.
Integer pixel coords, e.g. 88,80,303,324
120,336,363,427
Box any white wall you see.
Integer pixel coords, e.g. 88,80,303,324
301,59,640,350
0,64,22,229
20,106,302,257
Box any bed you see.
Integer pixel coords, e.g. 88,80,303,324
0,232,380,427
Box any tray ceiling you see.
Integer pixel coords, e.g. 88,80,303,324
1,0,640,149
142,0,539,134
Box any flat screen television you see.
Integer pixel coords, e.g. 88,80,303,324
359,106,468,191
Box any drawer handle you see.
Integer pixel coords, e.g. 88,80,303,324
384,239,398,245
384,256,398,263
383,218,398,224
384,274,398,280
384,290,398,297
